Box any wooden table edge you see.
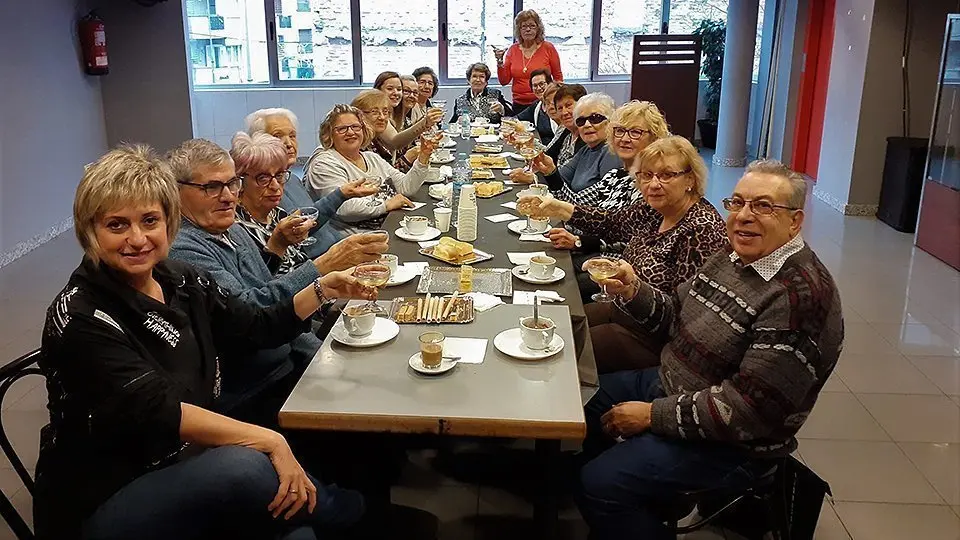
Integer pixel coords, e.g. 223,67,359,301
279,411,586,440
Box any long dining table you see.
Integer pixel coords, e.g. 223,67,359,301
279,130,597,538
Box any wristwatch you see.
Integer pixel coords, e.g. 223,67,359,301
574,237,582,249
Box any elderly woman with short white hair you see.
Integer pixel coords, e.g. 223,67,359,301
533,92,621,192
243,108,357,255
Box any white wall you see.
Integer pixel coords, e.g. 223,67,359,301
192,82,633,153
0,0,108,259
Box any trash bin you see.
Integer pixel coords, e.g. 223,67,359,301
876,137,928,233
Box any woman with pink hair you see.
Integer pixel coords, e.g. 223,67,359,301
230,131,375,275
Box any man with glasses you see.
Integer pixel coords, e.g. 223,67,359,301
575,160,844,540
517,68,557,141
166,138,389,425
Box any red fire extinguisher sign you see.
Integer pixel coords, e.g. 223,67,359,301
79,12,109,76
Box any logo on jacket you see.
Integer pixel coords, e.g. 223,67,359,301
144,311,180,347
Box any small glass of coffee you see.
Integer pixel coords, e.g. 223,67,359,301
418,331,445,369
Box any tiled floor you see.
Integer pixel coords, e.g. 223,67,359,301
1,160,959,539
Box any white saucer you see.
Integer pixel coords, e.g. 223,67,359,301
507,220,548,235
386,265,418,286
395,227,441,242
430,156,455,165
330,318,400,348
440,139,457,148
409,352,458,375
512,265,566,284
493,328,564,360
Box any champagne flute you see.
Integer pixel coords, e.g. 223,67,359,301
354,262,392,315
296,207,320,247
583,256,620,303
516,193,547,234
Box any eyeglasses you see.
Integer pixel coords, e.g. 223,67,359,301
575,113,608,127
613,127,651,140
362,108,391,118
402,89,417,96
333,124,364,135
178,178,241,198
520,23,539,29
242,170,291,188
722,197,799,216
532,82,549,90
418,79,435,87
637,169,690,184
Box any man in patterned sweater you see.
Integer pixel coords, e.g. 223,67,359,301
576,160,843,540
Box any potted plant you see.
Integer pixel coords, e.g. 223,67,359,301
694,19,726,149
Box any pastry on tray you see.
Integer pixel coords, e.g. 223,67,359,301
433,237,474,261
475,181,504,197
471,169,495,180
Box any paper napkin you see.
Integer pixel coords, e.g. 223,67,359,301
464,292,504,312
519,234,552,243
442,337,488,364
484,213,518,223
507,251,547,266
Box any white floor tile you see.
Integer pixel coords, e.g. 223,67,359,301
907,356,960,395
834,353,942,395
871,322,960,357
899,442,960,506
840,323,900,355
858,394,960,443
815,502,851,539
797,393,890,441
834,502,960,540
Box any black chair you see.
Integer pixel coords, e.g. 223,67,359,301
0,349,43,540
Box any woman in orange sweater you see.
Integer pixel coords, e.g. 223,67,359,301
494,10,563,115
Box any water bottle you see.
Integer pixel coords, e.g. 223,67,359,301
451,152,470,226
459,109,471,141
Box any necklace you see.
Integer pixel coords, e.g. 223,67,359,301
520,43,539,73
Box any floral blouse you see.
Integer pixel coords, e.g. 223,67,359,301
568,197,728,293
235,205,310,276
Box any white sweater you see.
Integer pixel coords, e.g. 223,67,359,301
304,147,428,236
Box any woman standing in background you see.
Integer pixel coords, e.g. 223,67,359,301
494,10,563,115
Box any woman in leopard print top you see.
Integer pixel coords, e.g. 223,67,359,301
526,136,727,372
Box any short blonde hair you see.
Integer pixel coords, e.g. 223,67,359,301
74,144,180,266
230,132,288,180
634,136,708,198
514,10,545,43
607,101,670,150
351,89,391,112
319,104,374,150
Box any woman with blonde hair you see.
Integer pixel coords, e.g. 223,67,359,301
34,144,374,540
493,9,563,114
521,135,727,370
371,71,443,156
304,104,437,236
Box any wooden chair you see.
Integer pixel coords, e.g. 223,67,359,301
0,349,42,540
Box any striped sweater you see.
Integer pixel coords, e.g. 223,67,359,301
620,243,844,456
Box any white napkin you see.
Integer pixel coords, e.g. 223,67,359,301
502,152,525,160
439,165,453,177
464,292,504,312
507,251,547,266
500,201,518,210
476,134,499,143
519,233,552,243
402,262,429,275
402,202,427,211
512,290,566,304
442,337,487,364
418,239,441,249
485,213,518,223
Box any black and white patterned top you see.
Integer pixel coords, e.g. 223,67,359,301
553,167,639,209
234,205,309,276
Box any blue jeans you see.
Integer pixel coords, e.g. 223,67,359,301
577,368,769,540
82,446,364,540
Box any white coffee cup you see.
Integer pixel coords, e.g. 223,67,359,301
401,216,430,235
379,254,399,276
527,216,550,233
441,135,452,146
528,255,557,280
434,207,452,232
343,306,377,337
519,316,556,350
426,167,441,182
528,184,549,196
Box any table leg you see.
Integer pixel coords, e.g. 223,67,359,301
533,438,561,539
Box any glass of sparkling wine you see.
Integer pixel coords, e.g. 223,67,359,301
584,256,620,303
296,206,320,246
354,262,391,315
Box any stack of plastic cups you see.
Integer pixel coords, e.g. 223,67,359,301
456,184,478,242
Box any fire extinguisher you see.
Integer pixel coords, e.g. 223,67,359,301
79,12,109,76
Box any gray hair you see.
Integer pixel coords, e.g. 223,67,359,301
166,138,233,184
399,74,417,84
573,92,615,119
245,108,299,135
745,159,808,209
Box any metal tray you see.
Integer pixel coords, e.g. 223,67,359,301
417,266,513,296
475,186,513,199
389,296,475,324
419,246,494,266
